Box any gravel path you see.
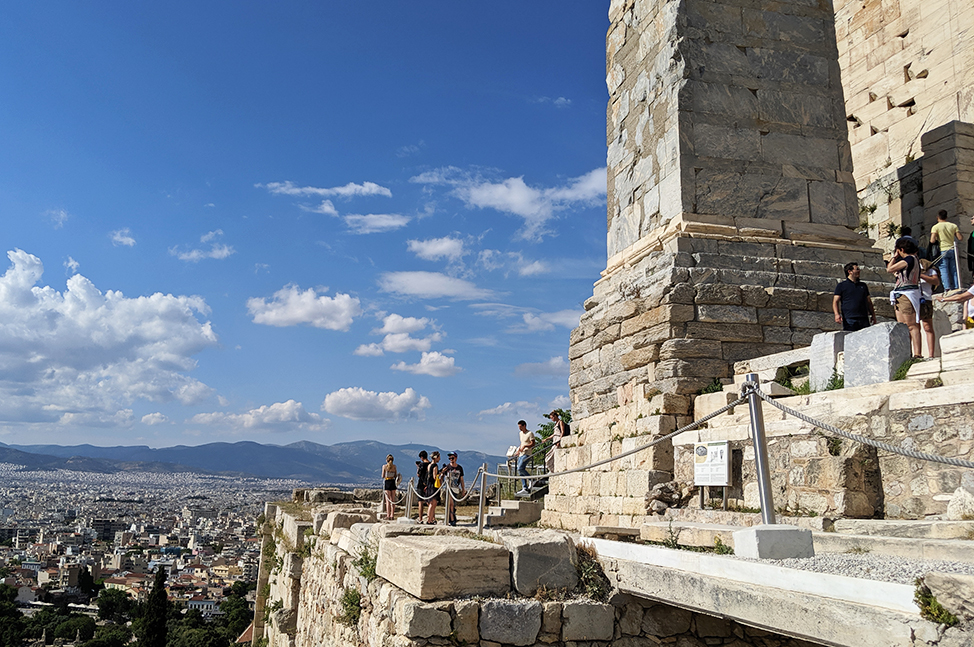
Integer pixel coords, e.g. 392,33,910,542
742,552,974,585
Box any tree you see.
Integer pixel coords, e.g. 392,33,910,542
96,588,134,624
0,584,24,647
78,566,101,599
137,567,169,647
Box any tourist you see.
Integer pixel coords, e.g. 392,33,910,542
897,227,925,260
416,450,431,521
887,237,924,358
544,410,570,475
919,260,940,357
425,451,440,524
515,420,536,497
381,454,398,521
935,282,974,312
440,451,465,526
832,262,876,331
930,209,962,291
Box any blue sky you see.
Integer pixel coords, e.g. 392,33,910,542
0,2,609,455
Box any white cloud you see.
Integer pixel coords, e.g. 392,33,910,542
46,209,70,229
0,249,217,426
247,284,362,331
378,271,492,300
323,387,430,421
60,410,135,428
407,237,465,262
64,257,80,274
412,167,606,240
478,250,549,276
111,228,137,247
477,400,539,418
353,343,385,357
549,395,571,410
470,303,581,333
515,356,570,377
300,200,339,216
189,400,329,432
258,180,392,198
380,332,441,353
390,351,459,377
344,213,410,234
142,412,169,425
533,96,572,108
170,231,235,262
396,141,425,158
376,313,429,335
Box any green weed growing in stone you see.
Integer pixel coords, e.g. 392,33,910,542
337,588,362,626
699,378,723,395
914,579,958,627
825,370,844,391
893,357,920,381
846,545,870,554
662,520,680,550
826,436,842,456
713,536,734,555
575,542,610,602
353,543,377,582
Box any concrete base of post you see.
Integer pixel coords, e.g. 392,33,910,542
732,525,815,559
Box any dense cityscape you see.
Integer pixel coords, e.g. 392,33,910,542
0,465,303,647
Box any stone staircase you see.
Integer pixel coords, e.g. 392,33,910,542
484,499,543,527
626,509,974,563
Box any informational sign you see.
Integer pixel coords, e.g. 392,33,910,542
693,441,730,486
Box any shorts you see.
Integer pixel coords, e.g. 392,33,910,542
919,300,933,321
384,478,396,491
894,295,916,318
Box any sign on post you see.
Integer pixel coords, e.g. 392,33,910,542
693,441,730,486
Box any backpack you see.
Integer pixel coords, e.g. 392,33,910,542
563,421,571,436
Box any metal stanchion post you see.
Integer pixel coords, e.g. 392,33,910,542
955,240,962,291
477,464,487,534
405,478,413,521
746,372,776,525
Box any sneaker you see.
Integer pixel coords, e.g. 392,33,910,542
515,488,530,497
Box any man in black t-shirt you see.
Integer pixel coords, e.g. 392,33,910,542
832,262,876,331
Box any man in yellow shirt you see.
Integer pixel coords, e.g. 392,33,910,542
930,209,962,290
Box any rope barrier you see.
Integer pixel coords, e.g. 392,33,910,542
483,395,747,479
746,382,974,469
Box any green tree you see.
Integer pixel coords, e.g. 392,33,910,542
84,624,132,647
78,566,100,599
96,588,134,623
0,584,24,647
137,568,169,647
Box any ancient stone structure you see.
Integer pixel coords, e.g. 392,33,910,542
545,0,895,530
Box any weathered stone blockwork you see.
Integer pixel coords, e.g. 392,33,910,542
549,0,892,531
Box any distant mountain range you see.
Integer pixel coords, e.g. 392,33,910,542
0,440,505,486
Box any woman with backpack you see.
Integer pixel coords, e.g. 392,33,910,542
545,410,570,474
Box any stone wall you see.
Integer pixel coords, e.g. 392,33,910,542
835,0,974,189
255,506,827,647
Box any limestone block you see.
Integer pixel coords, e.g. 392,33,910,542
845,322,912,388
641,603,692,637
561,600,614,641
734,346,810,374
452,600,479,645
947,487,974,521
922,571,974,622
541,602,562,636
810,331,850,391
479,599,542,646
324,512,375,535
395,601,452,638
375,535,509,601
693,391,736,421
733,525,815,559
493,529,578,596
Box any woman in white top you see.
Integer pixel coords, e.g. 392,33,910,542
887,238,923,358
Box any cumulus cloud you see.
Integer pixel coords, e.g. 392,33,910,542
170,230,235,262
549,395,571,410
343,213,410,234
0,249,217,427
64,257,80,274
390,351,459,377
189,400,329,432
300,200,339,216
46,209,70,229
515,356,570,377
407,237,465,262
378,271,492,300
354,314,441,356
111,228,137,247
323,387,430,421
411,167,606,240
532,96,572,108
258,180,392,198
142,412,169,425
247,284,362,331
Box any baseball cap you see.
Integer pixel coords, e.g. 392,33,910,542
448,451,458,458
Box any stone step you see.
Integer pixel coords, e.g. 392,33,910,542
831,518,974,540
642,520,974,563
484,499,542,527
